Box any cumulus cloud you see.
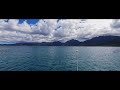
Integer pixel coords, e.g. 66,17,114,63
0,19,120,44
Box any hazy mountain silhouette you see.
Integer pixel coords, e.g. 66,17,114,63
1,36,120,46
80,36,120,46
64,39,80,46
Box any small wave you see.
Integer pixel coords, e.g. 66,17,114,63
113,50,120,53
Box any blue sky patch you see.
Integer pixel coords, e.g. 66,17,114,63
19,19,39,24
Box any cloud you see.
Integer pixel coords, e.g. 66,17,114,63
31,19,57,35
111,19,120,29
0,19,120,44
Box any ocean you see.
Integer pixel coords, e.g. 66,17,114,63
0,46,120,71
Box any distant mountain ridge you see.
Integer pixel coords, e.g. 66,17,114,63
80,36,120,46
1,36,120,46
64,39,81,46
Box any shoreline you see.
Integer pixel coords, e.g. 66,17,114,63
0,45,120,47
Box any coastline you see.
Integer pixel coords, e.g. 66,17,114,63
0,45,120,47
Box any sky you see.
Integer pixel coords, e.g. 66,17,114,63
0,19,120,44
19,19,39,24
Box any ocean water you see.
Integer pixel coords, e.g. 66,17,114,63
0,46,120,71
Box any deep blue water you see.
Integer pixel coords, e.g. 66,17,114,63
0,46,120,71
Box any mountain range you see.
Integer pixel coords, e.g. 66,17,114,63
1,36,120,46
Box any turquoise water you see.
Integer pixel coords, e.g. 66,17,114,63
0,46,120,71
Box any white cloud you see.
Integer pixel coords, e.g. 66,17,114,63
0,19,120,44
31,19,57,35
